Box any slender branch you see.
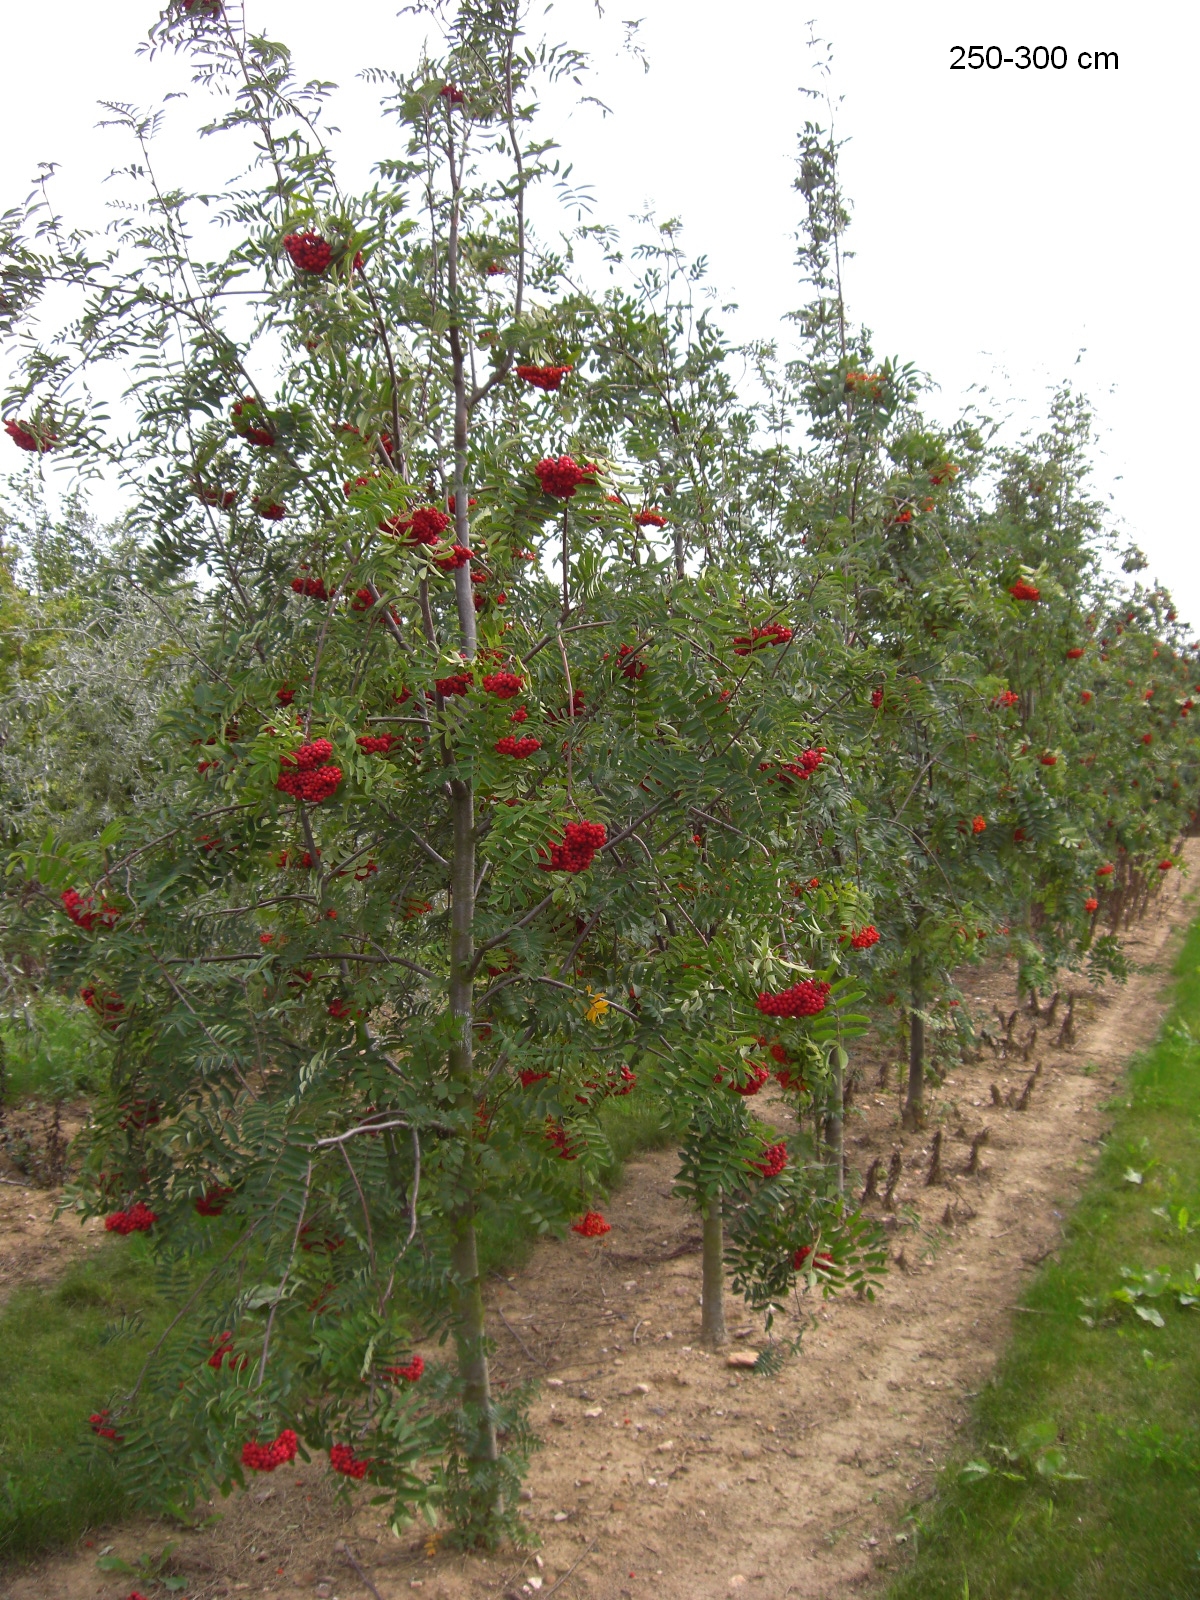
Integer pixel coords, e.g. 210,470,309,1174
256,1160,313,1389
468,891,557,974
338,1142,375,1272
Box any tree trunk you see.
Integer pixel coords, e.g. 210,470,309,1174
447,774,497,1462
450,1208,498,1461
903,950,926,1130
700,1194,727,1347
822,1050,845,1194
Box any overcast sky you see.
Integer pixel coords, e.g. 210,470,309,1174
4,2,1196,618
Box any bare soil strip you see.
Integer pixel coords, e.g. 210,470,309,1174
7,850,1197,1600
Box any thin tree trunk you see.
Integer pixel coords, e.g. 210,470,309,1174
700,1194,727,1347
903,950,926,1130
447,774,497,1461
450,1208,498,1459
823,1051,845,1194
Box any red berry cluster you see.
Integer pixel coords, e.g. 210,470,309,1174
207,1330,249,1371
632,508,667,528
617,644,647,680
1040,752,1058,766
5,418,57,452
534,456,592,499
435,672,473,697
752,1142,788,1179
350,587,376,612
849,925,880,950
1009,580,1041,602
276,740,343,804
844,370,884,398
382,505,451,545
571,1210,611,1238
1084,896,1099,913
90,1410,123,1442
1159,858,1173,871
574,1064,637,1107
971,814,987,834
440,82,465,102
284,232,332,273
447,494,477,513
733,623,793,656
793,1245,834,1272
1065,647,1085,660
517,364,572,391
241,1428,299,1472
329,1443,371,1479
278,849,319,869
104,1201,158,1235
385,1354,425,1383
993,690,1020,708
774,1064,807,1093
755,979,831,1018
1096,863,1114,876
81,987,125,1024
327,998,358,1020
482,671,524,698
230,397,275,447
546,689,586,723
544,1119,579,1160
194,482,237,508
254,499,287,520
539,819,607,872
292,575,332,600
356,733,395,754
434,543,473,570
777,748,826,783
725,1062,770,1096
495,735,541,758
870,687,885,708
519,1068,549,1088
195,1186,233,1216
62,888,120,931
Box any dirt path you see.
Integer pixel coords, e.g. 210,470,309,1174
6,851,1197,1600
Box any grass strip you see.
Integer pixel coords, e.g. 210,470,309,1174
887,915,1200,1600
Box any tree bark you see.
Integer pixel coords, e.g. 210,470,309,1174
903,949,926,1130
449,1206,498,1460
823,1050,845,1193
700,1194,727,1347
447,774,497,1461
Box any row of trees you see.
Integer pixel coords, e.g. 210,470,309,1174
1,0,1195,1546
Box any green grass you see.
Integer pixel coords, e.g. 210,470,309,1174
0,993,110,1102
0,1236,170,1561
0,1085,677,1565
888,917,1200,1600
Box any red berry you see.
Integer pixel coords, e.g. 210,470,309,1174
283,231,333,274
5,417,57,452
755,980,830,1019
534,455,589,499
516,363,572,391
571,1210,611,1237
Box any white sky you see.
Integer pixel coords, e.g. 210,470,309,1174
4,2,1197,618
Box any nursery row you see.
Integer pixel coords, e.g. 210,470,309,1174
0,0,1196,1550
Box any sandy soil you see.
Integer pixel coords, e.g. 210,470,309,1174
4,849,1196,1600
0,1103,105,1305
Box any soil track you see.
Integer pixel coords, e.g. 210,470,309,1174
5,849,1197,1600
